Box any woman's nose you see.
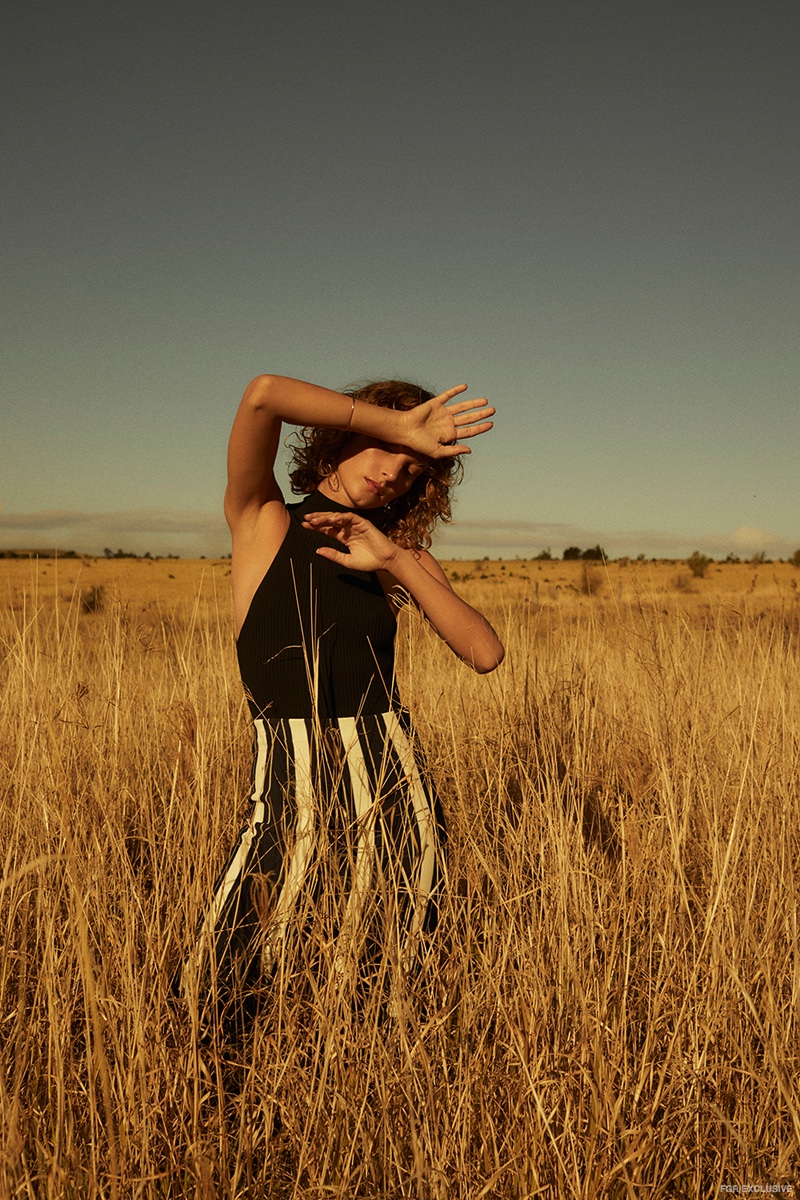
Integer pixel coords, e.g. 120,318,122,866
380,455,403,481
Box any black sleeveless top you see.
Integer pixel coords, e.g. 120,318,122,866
236,491,399,720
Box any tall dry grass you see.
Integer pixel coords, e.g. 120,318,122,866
1,563,798,1197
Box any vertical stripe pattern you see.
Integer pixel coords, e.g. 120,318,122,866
189,709,445,1022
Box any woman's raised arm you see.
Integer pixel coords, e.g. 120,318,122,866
225,375,495,528
226,375,357,526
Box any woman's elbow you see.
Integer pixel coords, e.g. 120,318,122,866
471,641,505,674
245,373,275,410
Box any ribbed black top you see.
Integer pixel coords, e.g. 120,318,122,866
236,491,399,720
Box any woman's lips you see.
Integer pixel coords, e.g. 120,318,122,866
364,478,383,496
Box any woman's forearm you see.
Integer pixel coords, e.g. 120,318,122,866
386,549,504,674
249,374,401,441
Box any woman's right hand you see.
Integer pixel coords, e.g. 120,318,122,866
400,385,496,459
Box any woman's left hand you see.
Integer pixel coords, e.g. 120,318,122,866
301,511,400,573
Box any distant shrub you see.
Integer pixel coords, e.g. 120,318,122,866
791,549,800,568
577,564,603,596
687,551,712,578
563,545,605,561
535,549,553,561
80,586,105,614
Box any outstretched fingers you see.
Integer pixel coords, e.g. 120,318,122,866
447,396,492,416
303,515,353,561
449,401,495,447
302,512,352,538
455,415,495,437
432,384,469,405
445,396,494,430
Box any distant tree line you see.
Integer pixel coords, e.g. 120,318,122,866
2,544,799,567
526,547,800,567
0,548,80,559
533,546,606,561
102,548,180,560
563,545,605,561
0,548,183,560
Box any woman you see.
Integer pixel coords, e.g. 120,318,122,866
187,375,504,1036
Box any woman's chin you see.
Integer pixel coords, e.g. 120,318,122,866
319,476,390,509
350,484,387,509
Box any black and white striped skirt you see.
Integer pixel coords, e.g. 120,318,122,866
185,708,446,1024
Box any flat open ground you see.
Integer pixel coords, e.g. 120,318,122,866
3,553,798,619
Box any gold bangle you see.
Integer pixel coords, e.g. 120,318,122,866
344,396,355,430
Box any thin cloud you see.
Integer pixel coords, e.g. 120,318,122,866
1,508,797,561
434,520,800,560
0,508,229,556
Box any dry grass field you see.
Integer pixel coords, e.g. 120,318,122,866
1,554,799,1198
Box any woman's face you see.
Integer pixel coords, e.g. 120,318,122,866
319,435,430,509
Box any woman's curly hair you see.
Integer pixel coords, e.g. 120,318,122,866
287,380,463,550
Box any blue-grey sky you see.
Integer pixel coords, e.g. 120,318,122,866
2,0,798,559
